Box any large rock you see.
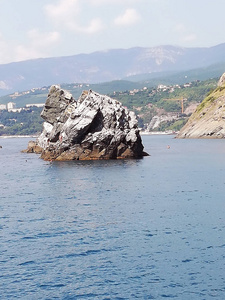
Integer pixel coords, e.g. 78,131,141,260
25,85,148,160
177,73,225,138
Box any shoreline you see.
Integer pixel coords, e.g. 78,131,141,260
140,131,178,136
0,132,178,138
0,135,38,139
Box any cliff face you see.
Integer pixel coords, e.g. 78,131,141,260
176,73,225,138
24,85,148,160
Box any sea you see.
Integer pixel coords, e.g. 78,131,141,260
0,135,225,300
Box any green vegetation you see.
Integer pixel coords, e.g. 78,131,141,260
195,84,225,114
0,77,219,135
0,107,43,136
156,119,188,132
0,81,143,107
127,62,225,85
107,79,217,129
109,79,216,109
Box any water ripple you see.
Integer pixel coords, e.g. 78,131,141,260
1,136,225,299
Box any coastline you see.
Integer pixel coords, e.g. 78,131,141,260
0,135,38,139
140,130,178,136
0,131,178,138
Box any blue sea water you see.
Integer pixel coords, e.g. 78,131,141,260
0,135,225,299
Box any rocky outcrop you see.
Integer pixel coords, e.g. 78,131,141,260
148,113,179,131
177,73,225,138
218,73,225,87
22,141,42,154
24,85,148,160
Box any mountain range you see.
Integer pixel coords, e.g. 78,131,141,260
1,43,225,96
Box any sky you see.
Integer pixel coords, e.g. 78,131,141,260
0,0,225,64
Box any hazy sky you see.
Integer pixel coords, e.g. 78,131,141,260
0,0,225,64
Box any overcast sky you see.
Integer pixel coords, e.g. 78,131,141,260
0,0,225,64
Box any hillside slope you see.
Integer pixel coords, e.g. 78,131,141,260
177,73,225,138
1,43,225,96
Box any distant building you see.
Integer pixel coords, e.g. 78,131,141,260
10,108,22,113
129,89,139,95
0,104,7,110
25,103,45,108
183,83,192,88
7,102,16,111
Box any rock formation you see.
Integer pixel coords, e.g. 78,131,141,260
218,73,225,87
24,85,148,160
176,73,225,138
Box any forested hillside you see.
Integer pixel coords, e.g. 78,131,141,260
0,78,218,135
0,43,225,96
0,107,43,136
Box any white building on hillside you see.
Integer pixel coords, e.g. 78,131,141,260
10,108,22,113
7,102,16,111
0,104,7,110
26,103,45,108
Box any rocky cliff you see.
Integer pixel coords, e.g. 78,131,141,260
176,73,225,138
24,85,148,160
